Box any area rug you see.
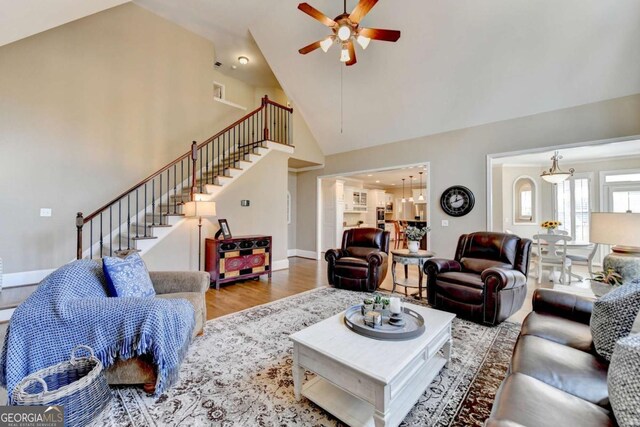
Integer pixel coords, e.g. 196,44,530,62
91,287,520,426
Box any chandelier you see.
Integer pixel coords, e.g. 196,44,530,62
541,151,574,184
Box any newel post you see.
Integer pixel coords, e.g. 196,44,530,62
76,212,84,260
190,141,198,200
262,95,269,140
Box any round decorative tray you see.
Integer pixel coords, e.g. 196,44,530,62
343,305,426,341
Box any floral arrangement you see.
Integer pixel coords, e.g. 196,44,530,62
541,220,562,230
593,268,624,286
405,226,430,241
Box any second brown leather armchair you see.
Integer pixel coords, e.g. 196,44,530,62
424,232,532,325
325,228,390,292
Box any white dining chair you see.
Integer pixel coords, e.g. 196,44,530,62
533,234,572,284
567,243,599,281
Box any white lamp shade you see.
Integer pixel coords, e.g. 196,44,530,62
590,212,640,246
184,201,216,218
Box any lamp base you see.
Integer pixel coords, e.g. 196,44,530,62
603,252,640,283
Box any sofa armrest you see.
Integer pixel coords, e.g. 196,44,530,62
423,258,462,275
481,267,527,292
149,271,210,295
531,288,594,325
484,419,527,427
325,249,348,264
366,251,387,267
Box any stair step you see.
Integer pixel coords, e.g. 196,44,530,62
132,235,158,241
164,213,185,217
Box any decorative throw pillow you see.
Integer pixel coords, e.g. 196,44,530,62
102,252,155,298
590,280,640,361
608,334,640,426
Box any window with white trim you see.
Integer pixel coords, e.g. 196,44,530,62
555,175,591,242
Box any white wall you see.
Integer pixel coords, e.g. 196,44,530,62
287,172,297,251
296,94,640,259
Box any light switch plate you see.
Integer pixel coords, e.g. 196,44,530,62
441,219,449,227
240,200,250,207
40,208,52,217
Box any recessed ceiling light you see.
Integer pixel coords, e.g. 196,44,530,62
375,180,380,183
238,56,249,65
231,65,237,70
391,183,395,185
367,174,373,177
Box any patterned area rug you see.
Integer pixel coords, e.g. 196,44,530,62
92,287,520,426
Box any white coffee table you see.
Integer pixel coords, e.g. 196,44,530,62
290,304,455,427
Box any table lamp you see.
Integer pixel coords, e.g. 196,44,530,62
590,212,640,281
184,201,217,270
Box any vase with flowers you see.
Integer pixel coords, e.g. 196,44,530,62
541,220,562,234
405,226,430,253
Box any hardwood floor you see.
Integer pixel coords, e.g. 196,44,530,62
205,256,585,322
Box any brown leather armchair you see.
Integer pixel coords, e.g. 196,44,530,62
325,228,390,292
424,232,532,325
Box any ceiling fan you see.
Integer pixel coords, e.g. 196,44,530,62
297,0,400,66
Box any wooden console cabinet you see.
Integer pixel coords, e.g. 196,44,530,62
205,235,272,289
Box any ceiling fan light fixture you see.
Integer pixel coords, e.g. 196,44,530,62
340,46,350,62
320,36,334,52
356,34,371,50
238,56,249,65
337,25,352,41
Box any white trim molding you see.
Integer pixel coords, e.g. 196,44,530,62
287,249,318,260
271,259,290,272
3,268,55,288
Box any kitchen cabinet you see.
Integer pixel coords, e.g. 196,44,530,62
344,186,368,213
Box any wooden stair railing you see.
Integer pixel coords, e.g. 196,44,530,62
76,95,293,260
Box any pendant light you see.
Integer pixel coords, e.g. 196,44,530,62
541,151,575,184
401,179,406,203
408,176,414,202
418,171,425,201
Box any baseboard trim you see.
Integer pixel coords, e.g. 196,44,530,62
271,259,290,271
288,249,318,260
3,269,54,288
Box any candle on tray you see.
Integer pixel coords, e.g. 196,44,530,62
390,297,402,314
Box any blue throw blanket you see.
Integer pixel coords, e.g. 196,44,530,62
0,260,195,401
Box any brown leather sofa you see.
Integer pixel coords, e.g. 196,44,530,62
104,271,209,393
325,228,390,292
487,288,614,426
424,232,532,325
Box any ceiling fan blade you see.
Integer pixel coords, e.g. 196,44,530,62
346,41,357,66
298,3,336,27
349,0,378,24
298,40,323,54
359,28,401,42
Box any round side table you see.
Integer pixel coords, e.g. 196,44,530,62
390,249,435,300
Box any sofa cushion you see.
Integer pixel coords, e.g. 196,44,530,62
102,252,155,298
460,257,512,274
591,281,640,361
347,246,379,259
521,311,594,352
608,333,640,426
510,335,609,407
435,280,484,304
437,271,485,289
157,292,204,337
490,373,614,427
336,256,369,268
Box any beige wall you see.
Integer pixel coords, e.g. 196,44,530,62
288,172,297,251
145,150,290,270
297,94,640,258
0,3,266,273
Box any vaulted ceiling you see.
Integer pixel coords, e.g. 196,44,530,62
3,1,640,155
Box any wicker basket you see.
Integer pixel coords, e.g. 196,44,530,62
13,345,112,427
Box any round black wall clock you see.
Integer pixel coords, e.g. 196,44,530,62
440,186,475,217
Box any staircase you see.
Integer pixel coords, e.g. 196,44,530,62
75,96,294,260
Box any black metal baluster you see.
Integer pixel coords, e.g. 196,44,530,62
159,174,163,225
135,189,139,238
181,161,184,205
152,180,156,226
127,194,131,249
143,185,147,236
90,219,93,259
99,212,103,257
173,164,177,213
199,147,203,193
187,159,190,203
109,206,113,255
206,143,209,186
118,200,122,251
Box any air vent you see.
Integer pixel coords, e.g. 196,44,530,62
214,61,222,68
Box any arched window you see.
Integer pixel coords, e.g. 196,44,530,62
513,177,536,224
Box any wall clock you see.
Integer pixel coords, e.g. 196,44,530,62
440,186,475,217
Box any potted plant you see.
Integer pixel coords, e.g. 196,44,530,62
405,226,430,253
362,298,374,314
541,220,562,234
591,268,624,297
382,298,390,311
373,295,384,311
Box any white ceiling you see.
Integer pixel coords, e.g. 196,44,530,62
340,165,428,190
133,0,280,88
3,1,640,156
0,0,129,47
494,139,640,166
